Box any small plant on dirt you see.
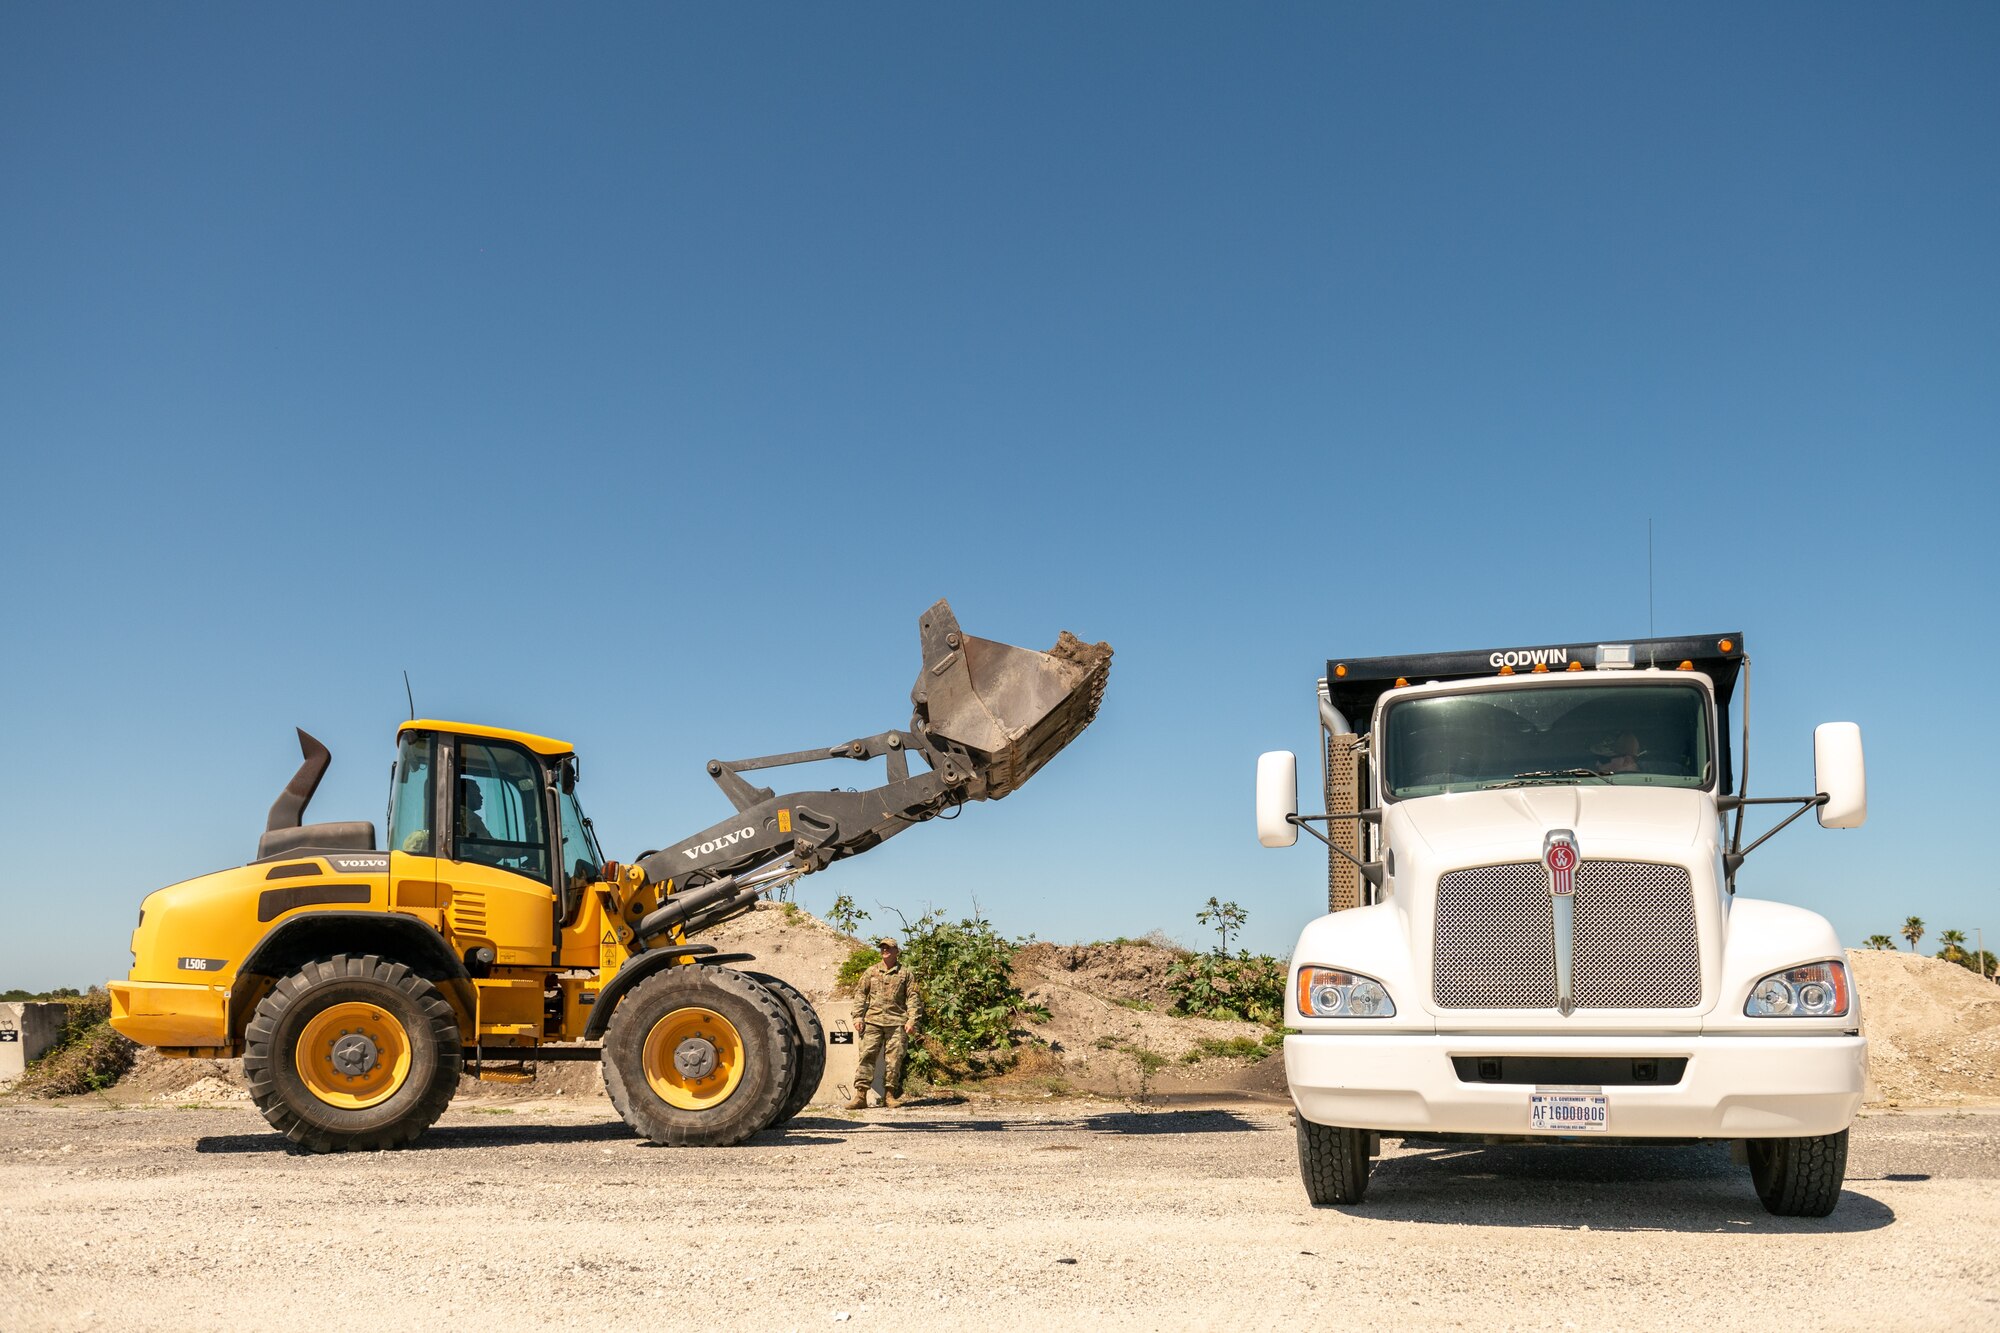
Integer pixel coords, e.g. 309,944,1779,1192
1195,897,1247,953
1112,996,1154,1012
14,990,136,1097
1092,1034,1120,1051
778,900,802,925
1119,1043,1169,1075
825,894,869,938
1165,951,1285,1025
1186,1035,1271,1063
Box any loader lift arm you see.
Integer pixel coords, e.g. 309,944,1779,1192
627,599,1110,947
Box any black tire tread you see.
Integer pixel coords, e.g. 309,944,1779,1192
1748,1128,1849,1217
242,952,461,1153
1296,1115,1371,1205
746,971,826,1129
602,965,797,1147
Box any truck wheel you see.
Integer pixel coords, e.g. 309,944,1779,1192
745,971,826,1129
242,954,462,1153
602,966,797,1147
1296,1116,1371,1205
1747,1129,1849,1217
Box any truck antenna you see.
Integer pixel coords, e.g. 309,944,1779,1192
402,670,416,721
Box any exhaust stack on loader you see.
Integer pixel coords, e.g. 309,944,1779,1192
109,599,1109,1153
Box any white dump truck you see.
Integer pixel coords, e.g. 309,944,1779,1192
1256,634,1867,1216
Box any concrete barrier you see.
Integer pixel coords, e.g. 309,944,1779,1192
0,1003,67,1086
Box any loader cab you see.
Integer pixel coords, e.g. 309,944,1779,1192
391,720,604,926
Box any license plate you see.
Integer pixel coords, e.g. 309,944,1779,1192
1530,1090,1608,1132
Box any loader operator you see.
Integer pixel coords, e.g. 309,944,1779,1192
848,937,923,1110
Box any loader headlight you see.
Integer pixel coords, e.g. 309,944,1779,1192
1744,961,1849,1018
1297,967,1396,1018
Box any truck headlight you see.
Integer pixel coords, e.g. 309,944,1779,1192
1297,967,1396,1018
1744,961,1850,1018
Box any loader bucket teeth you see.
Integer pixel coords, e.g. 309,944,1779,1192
913,599,1112,800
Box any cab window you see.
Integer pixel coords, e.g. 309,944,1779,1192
556,763,604,923
456,739,551,883
388,732,435,854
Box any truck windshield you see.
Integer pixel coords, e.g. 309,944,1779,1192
1383,683,1712,799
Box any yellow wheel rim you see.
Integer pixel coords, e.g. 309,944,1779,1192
642,1006,745,1110
295,1001,412,1110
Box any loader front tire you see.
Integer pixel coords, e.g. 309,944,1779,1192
243,954,462,1153
602,966,796,1147
746,971,826,1129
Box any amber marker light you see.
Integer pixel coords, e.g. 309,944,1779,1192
1719,638,1735,653
1498,665,1515,675
1394,677,1408,688
1567,661,1584,671
1678,660,1694,670
1334,664,1347,677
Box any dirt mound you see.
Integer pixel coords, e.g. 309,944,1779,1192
1015,941,1183,1011
1850,949,2000,1105
1009,941,1284,1100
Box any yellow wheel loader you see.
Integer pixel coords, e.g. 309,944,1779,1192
108,601,1109,1152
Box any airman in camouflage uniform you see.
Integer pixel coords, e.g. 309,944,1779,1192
848,936,923,1109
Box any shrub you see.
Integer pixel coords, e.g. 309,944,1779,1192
896,910,1041,1081
15,991,136,1097
1185,1035,1272,1063
1165,951,1285,1025
835,946,880,994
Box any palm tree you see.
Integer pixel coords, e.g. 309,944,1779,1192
1863,934,1896,950
1938,930,1968,964
1902,916,1926,951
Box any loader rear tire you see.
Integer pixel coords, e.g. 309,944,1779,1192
602,966,796,1147
242,954,462,1153
746,971,826,1128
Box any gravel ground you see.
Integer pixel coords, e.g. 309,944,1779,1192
3,1097,1997,1331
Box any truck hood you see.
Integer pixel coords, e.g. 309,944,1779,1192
1395,785,1712,862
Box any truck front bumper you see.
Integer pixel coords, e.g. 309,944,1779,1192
1285,1032,1866,1139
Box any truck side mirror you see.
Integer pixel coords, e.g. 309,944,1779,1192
1814,722,1866,828
1257,751,1299,847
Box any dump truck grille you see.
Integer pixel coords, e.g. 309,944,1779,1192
1434,861,1700,1009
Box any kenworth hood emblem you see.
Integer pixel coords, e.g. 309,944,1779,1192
1545,829,1578,1014
1544,830,1578,896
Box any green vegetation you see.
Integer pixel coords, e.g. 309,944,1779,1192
1863,935,1896,950
1112,996,1154,1012
897,909,1045,1081
1118,1043,1169,1074
825,894,869,937
1181,1035,1273,1064
1903,916,1926,951
1195,897,1247,953
1165,951,1285,1024
835,946,880,993
13,991,136,1097
0,987,83,1002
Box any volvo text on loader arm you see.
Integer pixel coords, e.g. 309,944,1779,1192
109,600,1110,1152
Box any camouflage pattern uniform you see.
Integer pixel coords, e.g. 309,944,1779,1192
850,945,923,1106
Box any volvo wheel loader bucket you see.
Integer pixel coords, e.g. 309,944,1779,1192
913,600,1112,800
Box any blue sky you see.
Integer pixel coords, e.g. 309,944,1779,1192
3,5,1995,990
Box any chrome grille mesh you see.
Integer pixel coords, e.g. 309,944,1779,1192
1434,861,1700,1009
1435,862,1557,1008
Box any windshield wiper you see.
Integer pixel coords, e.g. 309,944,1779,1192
1497,769,1610,786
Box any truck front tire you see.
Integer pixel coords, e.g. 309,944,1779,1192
242,954,462,1153
1296,1116,1371,1205
1747,1129,1848,1217
602,966,797,1147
